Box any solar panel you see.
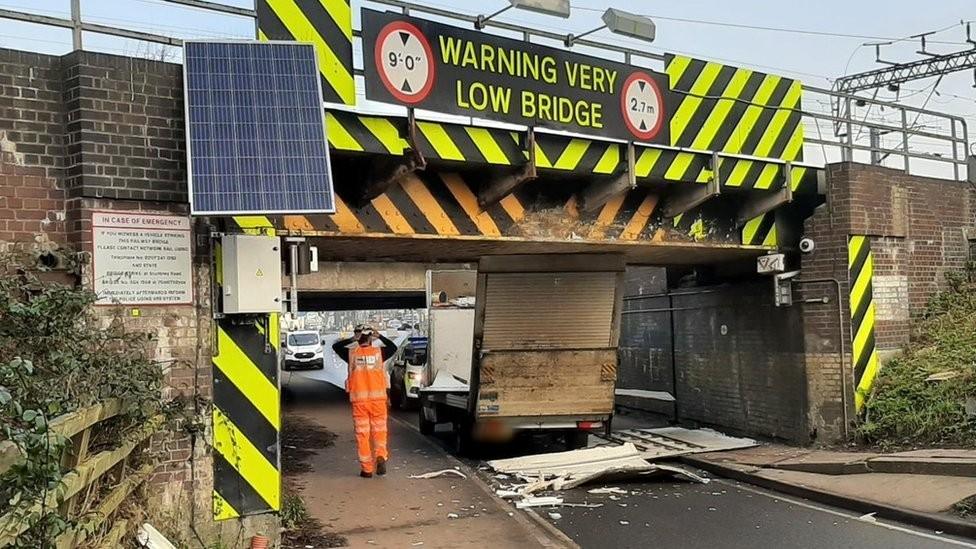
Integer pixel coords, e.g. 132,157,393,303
183,41,335,215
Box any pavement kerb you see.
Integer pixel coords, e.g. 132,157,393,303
681,455,976,541
388,413,580,549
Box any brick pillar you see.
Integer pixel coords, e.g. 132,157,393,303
799,162,976,442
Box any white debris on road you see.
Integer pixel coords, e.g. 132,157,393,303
409,468,468,479
514,496,564,508
485,442,711,513
587,487,629,495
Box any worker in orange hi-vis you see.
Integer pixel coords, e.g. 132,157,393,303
332,325,398,477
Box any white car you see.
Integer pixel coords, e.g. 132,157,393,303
282,330,324,370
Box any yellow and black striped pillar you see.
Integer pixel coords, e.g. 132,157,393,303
212,314,281,519
848,235,879,412
211,231,281,519
258,0,355,106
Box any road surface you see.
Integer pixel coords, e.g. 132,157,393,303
533,474,975,549
283,340,976,549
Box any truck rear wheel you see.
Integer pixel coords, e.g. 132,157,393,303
565,431,590,451
390,385,403,410
453,421,476,457
418,403,435,435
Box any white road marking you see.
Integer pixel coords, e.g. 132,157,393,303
715,479,976,548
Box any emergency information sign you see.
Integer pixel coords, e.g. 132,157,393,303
92,212,193,305
362,9,672,143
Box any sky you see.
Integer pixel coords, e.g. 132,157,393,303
1,0,974,175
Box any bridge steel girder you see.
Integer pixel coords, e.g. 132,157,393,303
661,153,722,218
324,110,823,197
578,144,637,213
735,162,794,228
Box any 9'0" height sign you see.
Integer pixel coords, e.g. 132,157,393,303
361,8,673,144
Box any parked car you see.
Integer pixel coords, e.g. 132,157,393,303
389,336,428,410
282,330,324,370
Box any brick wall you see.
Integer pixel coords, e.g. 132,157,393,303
672,282,807,442
0,49,66,246
618,275,808,442
800,162,976,441
0,47,274,544
62,51,186,203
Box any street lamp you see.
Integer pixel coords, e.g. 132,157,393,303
475,0,571,30
565,8,655,47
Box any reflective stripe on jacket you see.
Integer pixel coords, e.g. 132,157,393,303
348,345,387,402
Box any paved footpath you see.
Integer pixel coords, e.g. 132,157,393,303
282,375,565,548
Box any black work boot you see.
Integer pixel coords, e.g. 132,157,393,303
360,470,373,478
376,457,387,476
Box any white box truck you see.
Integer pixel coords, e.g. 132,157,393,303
417,255,623,454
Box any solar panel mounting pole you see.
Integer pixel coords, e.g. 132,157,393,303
285,237,305,315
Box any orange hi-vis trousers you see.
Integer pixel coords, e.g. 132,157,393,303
348,345,389,473
351,399,388,473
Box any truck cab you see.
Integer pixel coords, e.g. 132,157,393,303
418,255,622,453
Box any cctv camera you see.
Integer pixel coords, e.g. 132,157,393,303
799,238,816,254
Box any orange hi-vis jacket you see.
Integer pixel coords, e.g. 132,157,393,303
348,345,387,402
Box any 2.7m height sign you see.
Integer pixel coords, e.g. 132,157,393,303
362,9,672,144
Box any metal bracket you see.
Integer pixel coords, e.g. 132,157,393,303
661,151,721,218
355,157,421,206
735,162,794,227
477,128,537,209
579,143,637,213
406,108,427,170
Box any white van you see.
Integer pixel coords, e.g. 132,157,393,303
283,330,324,370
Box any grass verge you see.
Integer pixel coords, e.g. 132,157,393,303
858,268,976,448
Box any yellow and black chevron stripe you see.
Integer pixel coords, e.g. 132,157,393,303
633,147,712,183
212,314,281,519
323,108,822,192
414,121,524,165
327,111,407,155
534,135,622,175
741,212,777,246
570,188,663,241
718,158,812,191
228,174,671,243
666,55,803,168
258,0,354,106
232,172,524,238
849,235,879,412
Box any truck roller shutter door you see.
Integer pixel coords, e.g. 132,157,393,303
482,272,616,350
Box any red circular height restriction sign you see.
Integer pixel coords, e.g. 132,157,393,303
374,21,436,104
620,71,665,141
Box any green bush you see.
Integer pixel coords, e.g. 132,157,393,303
0,252,161,547
858,266,976,447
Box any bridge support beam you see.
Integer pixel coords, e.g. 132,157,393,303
735,162,794,227
478,128,537,209
579,143,636,213
662,152,722,218
478,163,537,209
355,157,420,205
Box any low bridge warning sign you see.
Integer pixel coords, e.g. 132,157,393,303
362,8,673,144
